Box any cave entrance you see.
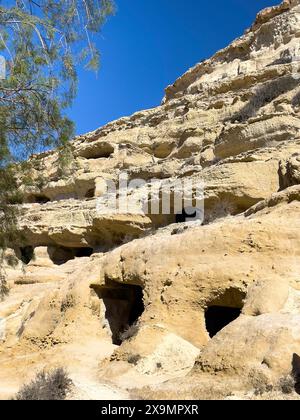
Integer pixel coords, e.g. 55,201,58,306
85,188,96,199
75,248,94,258
20,246,34,265
93,281,144,345
49,246,94,265
175,207,203,223
84,144,114,159
205,306,241,338
205,288,245,338
27,194,50,204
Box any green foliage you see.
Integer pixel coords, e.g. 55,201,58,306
0,0,115,250
0,0,115,162
14,368,72,400
0,165,20,249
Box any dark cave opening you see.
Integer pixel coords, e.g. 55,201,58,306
175,207,203,223
84,145,115,159
20,246,34,265
204,288,246,338
94,282,144,345
85,188,96,198
49,247,94,265
75,248,94,258
27,195,50,204
205,306,241,338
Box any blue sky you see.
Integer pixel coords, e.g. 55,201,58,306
69,0,280,135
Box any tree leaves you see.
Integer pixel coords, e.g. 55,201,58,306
0,0,115,161
0,0,115,252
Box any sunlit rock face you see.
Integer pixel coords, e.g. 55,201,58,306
1,0,300,400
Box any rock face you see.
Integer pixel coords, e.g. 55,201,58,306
1,0,300,400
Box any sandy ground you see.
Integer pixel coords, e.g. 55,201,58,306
0,342,131,400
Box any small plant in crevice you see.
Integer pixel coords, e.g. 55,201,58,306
249,367,274,396
60,294,75,312
253,381,274,396
14,368,72,400
278,375,296,395
127,354,142,366
171,225,189,236
119,322,140,343
0,272,9,301
4,253,19,268
230,75,299,123
252,373,297,397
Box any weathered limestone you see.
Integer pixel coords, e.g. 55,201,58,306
1,0,300,400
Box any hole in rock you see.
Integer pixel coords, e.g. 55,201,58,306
75,248,94,258
53,193,78,201
85,188,96,198
49,247,94,265
84,144,114,159
205,288,245,338
93,281,144,345
27,194,50,204
20,246,34,264
292,353,300,395
175,207,203,223
205,306,241,338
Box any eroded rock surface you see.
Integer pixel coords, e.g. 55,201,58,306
1,0,300,400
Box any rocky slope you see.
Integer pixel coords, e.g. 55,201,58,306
1,0,300,400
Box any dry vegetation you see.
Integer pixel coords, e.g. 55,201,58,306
132,374,300,401
14,368,72,401
0,272,9,301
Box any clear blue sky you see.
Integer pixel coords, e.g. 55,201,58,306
69,0,280,135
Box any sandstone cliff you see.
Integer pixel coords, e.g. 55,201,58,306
1,0,300,400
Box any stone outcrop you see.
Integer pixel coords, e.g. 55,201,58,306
1,0,300,400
